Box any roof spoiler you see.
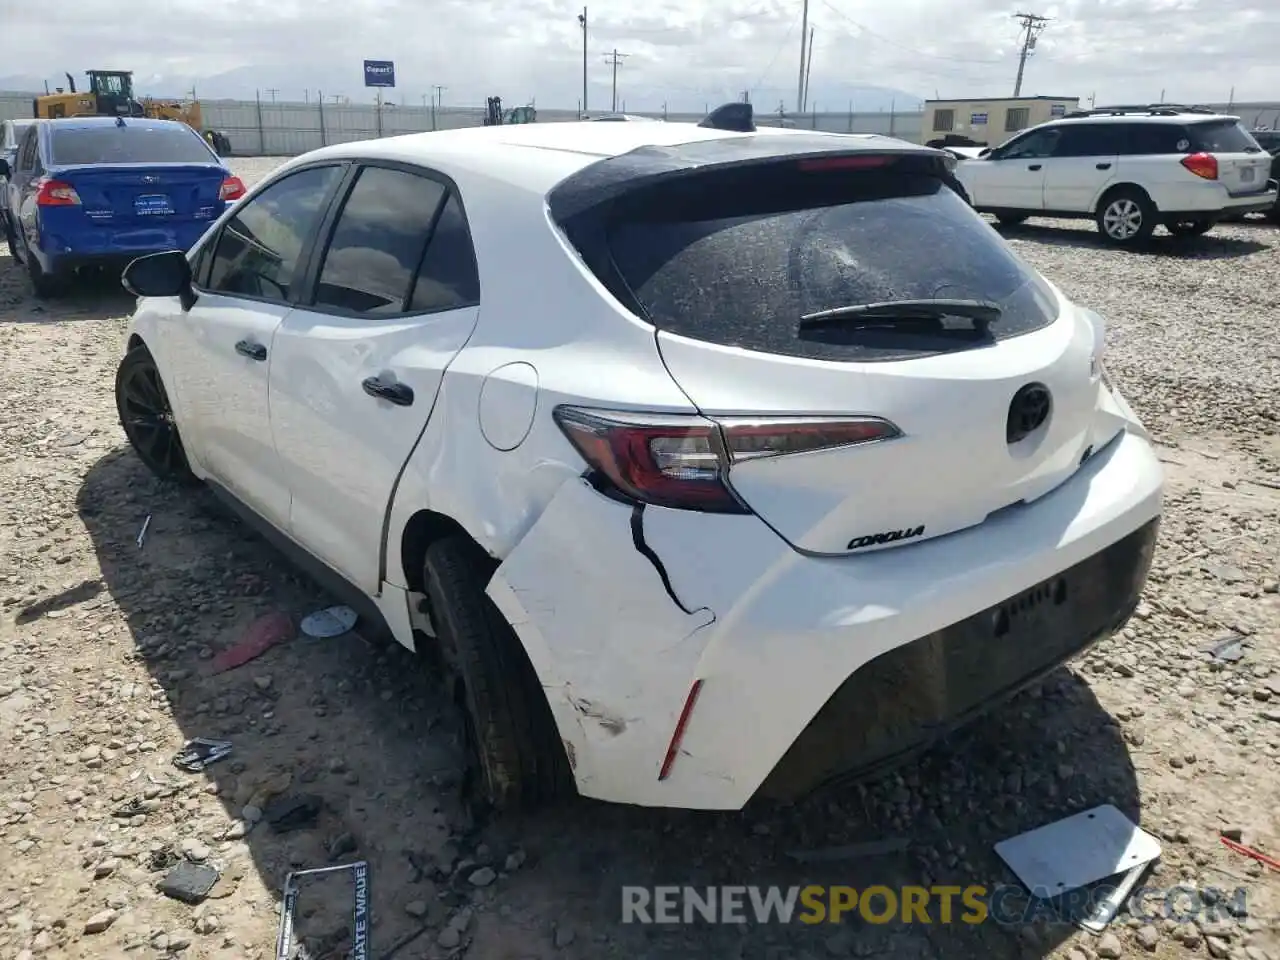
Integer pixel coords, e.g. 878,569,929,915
699,102,755,133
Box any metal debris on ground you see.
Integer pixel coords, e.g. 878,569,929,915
300,605,359,639
994,804,1162,933
275,861,370,960
136,514,152,549
172,738,233,772
1220,835,1280,872
210,611,295,674
1202,632,1246,663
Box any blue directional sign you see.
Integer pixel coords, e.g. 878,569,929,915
363,60,396,88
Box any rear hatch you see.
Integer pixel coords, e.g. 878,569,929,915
1186,119,1272,193
553,142,1102,556
47,122,226,224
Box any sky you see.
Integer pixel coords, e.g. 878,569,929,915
1,0,1277,113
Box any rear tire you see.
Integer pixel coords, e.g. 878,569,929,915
1096,188,1156,245
1167,220,1213,237
2,215,19,263
996,213,1028,225
115,345,198,484
422,535,572,812
27,253,66,299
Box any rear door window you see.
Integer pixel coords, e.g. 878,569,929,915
311,165,446,316
50,124,217,165
1052,124,1120,157
407,193,481,313
603,163,1060,362
1187,120,1263,153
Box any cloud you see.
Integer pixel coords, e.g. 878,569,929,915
2,0,1276,111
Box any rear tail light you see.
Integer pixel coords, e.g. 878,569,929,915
553,406,900,513
219,176,246,201
1180,152,1218,180
35,179,81,206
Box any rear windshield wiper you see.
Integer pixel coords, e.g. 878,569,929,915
798,298,1003,333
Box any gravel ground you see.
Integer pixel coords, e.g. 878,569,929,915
1,155,1278,960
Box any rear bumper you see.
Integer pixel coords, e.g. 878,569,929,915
35,217,222,274
1158,179,1279,220
487,425,1164,810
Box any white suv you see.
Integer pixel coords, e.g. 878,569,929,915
955,105,1278,243
116,106,1163,811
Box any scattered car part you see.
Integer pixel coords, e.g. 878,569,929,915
172,738,233,772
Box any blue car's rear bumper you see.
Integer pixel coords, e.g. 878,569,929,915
34,215,223,277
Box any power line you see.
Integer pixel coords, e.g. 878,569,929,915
752,4,802,95
817,0,1003,65
1012,12,1051,96
603,48,629,112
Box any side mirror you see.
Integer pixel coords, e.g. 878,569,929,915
978,148,992,159
0,158,10,178
122,250,197,310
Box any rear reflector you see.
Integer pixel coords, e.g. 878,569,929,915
658,679,704,781
797,155,898,172
553,406,900,513
219,175,247,201
1180,152,1218,180
35,179,81,206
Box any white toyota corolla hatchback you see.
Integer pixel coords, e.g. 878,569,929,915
116,104,1163,812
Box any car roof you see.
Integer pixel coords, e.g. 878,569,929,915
278,120,933,198
42,116,189,133
1046,112,1239,127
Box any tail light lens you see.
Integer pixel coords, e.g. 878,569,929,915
219,176,246,201
553,406,900,513
35,179,81,206
1180,152,1218,180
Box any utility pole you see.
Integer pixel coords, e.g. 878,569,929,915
802,26,815,113
604,49,629,113
265,88,279,102
796,0,810,113
578,7,588,116
1012,13,1050,97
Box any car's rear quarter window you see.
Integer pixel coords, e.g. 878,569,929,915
1188,120,1262,153
601,164,1060,362
50,125,216,165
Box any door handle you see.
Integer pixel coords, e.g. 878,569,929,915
234,340,267,361
1096,162,1112,170
362,377,414,407
1028,164,1042,171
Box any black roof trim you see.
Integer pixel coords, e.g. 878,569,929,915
547,135,943,222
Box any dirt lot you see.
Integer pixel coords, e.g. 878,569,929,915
1,155,1278,960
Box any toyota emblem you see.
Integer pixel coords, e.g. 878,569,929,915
1006,383,1052,444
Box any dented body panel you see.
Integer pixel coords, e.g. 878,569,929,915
488,428,1161,809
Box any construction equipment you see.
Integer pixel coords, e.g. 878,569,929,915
483,97,536,126
33,71,231,155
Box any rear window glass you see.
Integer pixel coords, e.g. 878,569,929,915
604,166,1060,362
1188,121,1262,153
50,124,215,165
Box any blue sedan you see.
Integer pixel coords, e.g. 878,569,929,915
0,115,245,297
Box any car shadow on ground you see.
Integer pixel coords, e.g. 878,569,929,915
0,255,135,321
68,448,1143,960
992,220,1273,260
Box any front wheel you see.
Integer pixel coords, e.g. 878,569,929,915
1096,189,1157,245
422,535,572,812
1167,220,1213,237
115,345,198,484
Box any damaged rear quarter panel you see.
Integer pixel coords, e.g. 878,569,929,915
486,478,724,803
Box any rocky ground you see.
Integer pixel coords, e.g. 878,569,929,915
0,156,1277,960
